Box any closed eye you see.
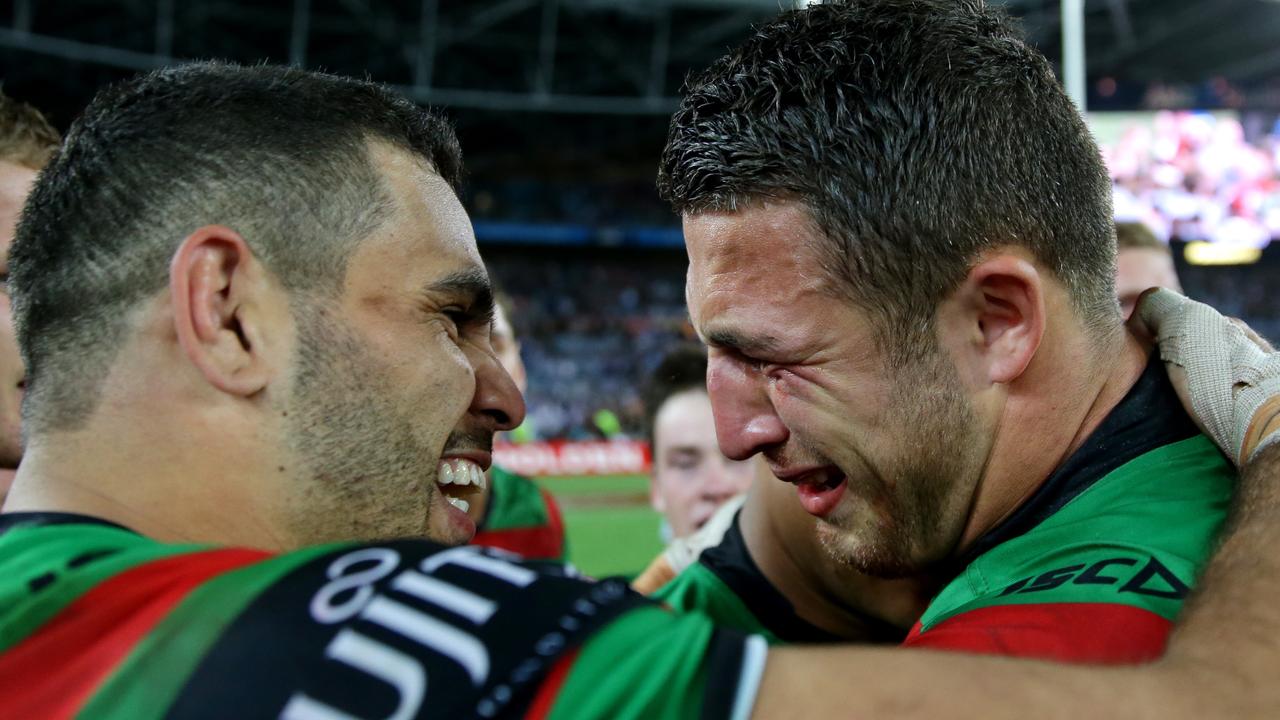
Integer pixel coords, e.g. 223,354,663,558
441,305,494,339
726,348,768,372
421,268,497,340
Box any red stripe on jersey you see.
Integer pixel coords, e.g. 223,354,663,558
0,547,270,719
524,648,580,720
540,489,566,556
472,489,566,560
902,602,1171,664
472,525,564,560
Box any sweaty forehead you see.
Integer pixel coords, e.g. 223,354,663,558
347,143,484,297
685,203,813,261
683,202,825,329
378,143,478,258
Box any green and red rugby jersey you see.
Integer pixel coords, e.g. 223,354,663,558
471,466,567,562
0,513,766,719
654,511,903,646
903,356,1233,662
656,357,1231,663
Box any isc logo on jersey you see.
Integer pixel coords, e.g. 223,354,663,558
281,546,537,720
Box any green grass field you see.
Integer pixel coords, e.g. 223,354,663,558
537,474,664,578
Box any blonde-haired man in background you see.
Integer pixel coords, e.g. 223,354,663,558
0,91,59,502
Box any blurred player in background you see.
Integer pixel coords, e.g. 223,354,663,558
643,345,754,541
469,293,568,560
1116,221,1183,319
660,0,1231,663
0,91,58,503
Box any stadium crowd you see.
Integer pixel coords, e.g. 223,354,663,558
1107,110,1280,245
487,247,692,439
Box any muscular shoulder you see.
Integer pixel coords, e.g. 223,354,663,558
909,436,1233,662
1,528,643,719
154,541,641,719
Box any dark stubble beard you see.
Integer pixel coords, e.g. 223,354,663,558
281,305,439,547
818,348,982,578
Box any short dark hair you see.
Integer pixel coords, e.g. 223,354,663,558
658,0,1118,357
0,89,60,169
643,344,708,446
12,62,463,433
1115,222,1166,254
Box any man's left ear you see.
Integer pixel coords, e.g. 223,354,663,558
169,225,280,397
945,255,1046,385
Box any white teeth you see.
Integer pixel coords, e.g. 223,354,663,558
436,459,487,488
445,496,470,513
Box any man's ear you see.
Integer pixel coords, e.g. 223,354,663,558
169,225,276,397
946,255,1046,385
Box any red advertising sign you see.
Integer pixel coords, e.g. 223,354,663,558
493,440,652,477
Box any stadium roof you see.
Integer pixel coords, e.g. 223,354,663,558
3,0,1280,126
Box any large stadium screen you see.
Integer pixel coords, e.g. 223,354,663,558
1089,110,1280,251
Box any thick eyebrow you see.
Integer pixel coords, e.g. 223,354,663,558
703,327,783,356
425,268,495,323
